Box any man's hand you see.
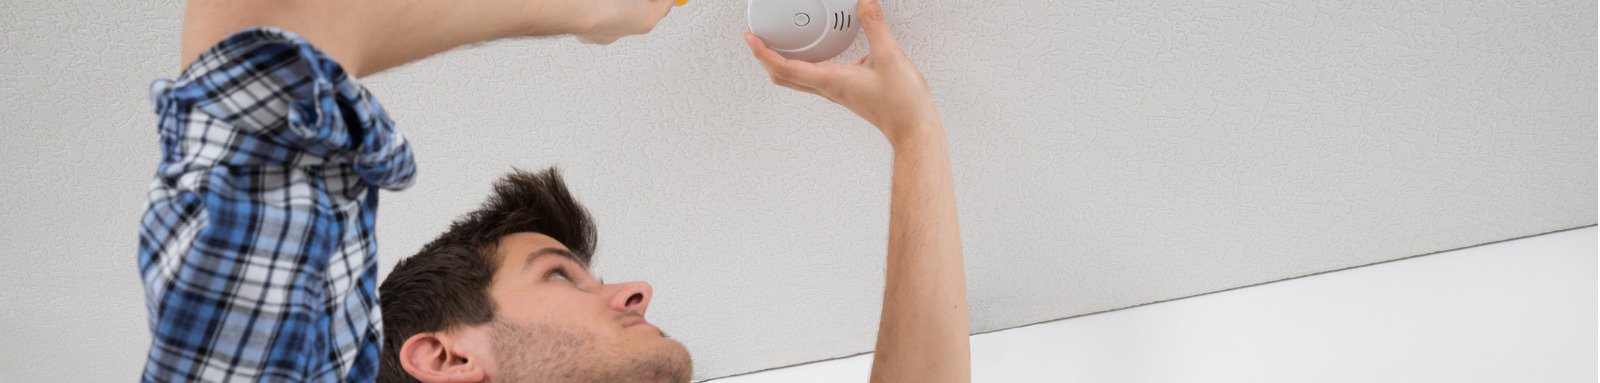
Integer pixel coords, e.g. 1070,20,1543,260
742,0,939,148
575,0,677,45
746,1,972,382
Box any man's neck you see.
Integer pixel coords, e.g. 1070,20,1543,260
179,0,592,77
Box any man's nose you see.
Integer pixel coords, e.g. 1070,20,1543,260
607,281,653,316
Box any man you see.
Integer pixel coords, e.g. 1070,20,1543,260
379,1,968,381
139,0,673,381
141,0,965,382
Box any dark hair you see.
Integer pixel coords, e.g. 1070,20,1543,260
378,167,597,382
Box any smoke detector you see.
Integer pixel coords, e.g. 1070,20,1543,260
747,0,862,62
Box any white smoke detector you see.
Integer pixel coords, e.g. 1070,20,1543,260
747,0,862,62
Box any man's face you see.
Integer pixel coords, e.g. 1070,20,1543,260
469,232,692,382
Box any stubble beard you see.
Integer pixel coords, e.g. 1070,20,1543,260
490,320,692,383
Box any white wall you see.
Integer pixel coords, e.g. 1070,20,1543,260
0,0,1594,381
714,227,1599,383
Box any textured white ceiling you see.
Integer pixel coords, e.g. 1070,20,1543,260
0,0,1594,382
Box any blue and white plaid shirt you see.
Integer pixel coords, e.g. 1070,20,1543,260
139,28,415,382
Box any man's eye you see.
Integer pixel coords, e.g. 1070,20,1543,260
549,270,574,284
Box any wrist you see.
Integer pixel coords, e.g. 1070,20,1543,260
886,121,947,153
568,10,603,36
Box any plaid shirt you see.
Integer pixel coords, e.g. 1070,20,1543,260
139,28,415,382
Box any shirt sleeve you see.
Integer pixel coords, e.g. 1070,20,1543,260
137,28,412,382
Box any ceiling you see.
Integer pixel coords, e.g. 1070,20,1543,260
0,0,1593,381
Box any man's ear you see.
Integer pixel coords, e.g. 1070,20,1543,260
399,332,488,383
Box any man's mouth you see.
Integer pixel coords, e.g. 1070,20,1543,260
621,315,664,335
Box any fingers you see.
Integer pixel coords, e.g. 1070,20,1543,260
856,0,901,55
651,0,675,22
628,0,673,37
744,32,825,87
773,77,821,96
577,34,619,45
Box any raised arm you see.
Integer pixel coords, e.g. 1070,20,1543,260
744,0,971,380
179,0,676,77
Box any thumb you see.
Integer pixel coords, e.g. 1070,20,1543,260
856,0,899,53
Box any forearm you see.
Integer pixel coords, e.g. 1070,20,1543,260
180,0,590,77
348,0,597,75
741,0,965,377
870,125,971,383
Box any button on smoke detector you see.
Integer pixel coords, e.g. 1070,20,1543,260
748,0,861,62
